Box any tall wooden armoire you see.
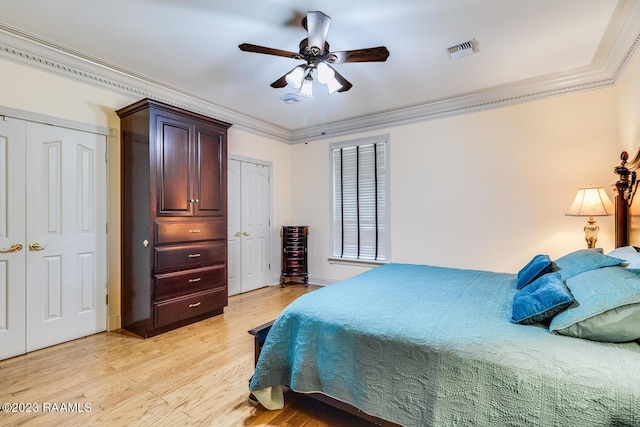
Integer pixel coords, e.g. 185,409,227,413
117,98,231,337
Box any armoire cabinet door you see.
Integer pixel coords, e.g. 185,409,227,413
193,124,225,217
156,116,226,218
156,115,192,216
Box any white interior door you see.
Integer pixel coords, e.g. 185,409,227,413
25,122,107,352
228,158,271,296
0,117,27,360
241,161,270,292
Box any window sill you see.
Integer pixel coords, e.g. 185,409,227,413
327,257,387,268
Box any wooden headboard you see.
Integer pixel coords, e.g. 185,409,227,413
614,149,640,247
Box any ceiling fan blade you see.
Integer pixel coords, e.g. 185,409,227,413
270,74,288,89
303,11,331,52
239,43,302,60
328,66,353,92
329,47,390,64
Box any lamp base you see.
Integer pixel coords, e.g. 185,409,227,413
584,216,599,249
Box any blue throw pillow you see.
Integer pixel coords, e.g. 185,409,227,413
511,272,575,325
516,254,552,289
552,249,623,281
550,267,640,342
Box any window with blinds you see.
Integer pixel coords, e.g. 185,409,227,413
331,135,389,262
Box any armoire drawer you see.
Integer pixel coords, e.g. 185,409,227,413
154,220,225,245
155,265,226,300
154,287,227,328
154,241,225,273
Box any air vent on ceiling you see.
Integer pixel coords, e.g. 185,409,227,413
447,39,478,59
280,93,302,104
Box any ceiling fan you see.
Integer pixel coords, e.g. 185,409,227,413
239,11,390,97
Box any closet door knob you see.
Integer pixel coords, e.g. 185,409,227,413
0,243,23,253
28,242,46,251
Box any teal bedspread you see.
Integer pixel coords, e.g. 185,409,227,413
249,263,640,426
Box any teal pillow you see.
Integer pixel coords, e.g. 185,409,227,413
510,272,575,325
516,254,552,289
552,249,623,281
550,267,640,342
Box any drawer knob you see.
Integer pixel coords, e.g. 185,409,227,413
188,229,201,233
188,277,202,283
188,253,201,258
188,302,201,308
142,240,150,247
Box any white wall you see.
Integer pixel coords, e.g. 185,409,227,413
617,48,640,154
292,87,620,282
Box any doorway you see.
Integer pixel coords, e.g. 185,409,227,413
227,157,272,295
0,116,107,360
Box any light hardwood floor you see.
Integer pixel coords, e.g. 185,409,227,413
0,284,375,427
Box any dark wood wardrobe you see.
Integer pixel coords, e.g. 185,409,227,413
117,99,231,337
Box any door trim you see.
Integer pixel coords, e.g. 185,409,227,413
0,106,110,136
228,154,274,288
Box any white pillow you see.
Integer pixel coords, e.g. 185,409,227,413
608,246,640,269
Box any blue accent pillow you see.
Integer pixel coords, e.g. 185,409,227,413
516,254,552,289
510,272,575,325
552,249,623,281
549,267,640,342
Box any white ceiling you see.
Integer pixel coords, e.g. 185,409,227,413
0,0,639,143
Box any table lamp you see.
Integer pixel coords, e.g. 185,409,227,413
566,187,614,248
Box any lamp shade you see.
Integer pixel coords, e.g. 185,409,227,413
566,187,614,217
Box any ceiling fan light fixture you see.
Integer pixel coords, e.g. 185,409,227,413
316,62,334,84
239,11,389,97
325,76,343,95
299,73,314,98
285,65,305,89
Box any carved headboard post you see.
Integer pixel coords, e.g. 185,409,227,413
614,152,631,247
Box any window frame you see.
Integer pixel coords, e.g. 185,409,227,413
328,134,391,266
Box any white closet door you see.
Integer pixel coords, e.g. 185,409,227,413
227,159,271,296
240,161,270,293
0,117,27,360
25,122,107,352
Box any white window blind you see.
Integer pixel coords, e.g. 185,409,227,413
331,136,389,262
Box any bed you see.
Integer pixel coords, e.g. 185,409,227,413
248,151,640,427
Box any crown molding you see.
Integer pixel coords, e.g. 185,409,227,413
0,23,292,143
289,0,640,143
0,0,639,145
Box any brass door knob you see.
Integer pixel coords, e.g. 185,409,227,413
28,242,46,251
0,243,23,253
